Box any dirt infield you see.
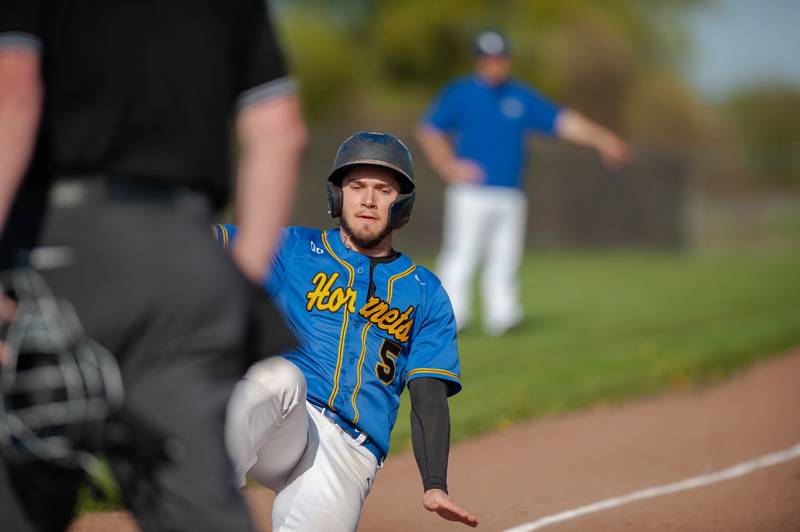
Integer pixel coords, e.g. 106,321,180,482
70,348,800,531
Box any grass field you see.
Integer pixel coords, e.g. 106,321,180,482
390,248,800,451
77,248,800,513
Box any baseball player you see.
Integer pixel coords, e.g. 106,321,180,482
215,131,479,531
417,29,633,335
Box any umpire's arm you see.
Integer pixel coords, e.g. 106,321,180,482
0,40,42,235
231,0,307,283
233,95,306,282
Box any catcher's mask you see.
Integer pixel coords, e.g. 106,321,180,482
0,268,123,468
327,131,416,229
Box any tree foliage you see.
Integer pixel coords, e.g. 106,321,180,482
276,0,704,126
273,0,799,191
725,86,800,187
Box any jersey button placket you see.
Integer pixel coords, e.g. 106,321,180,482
349,260,368,376
346,258,365,369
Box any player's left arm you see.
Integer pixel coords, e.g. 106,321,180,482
409,377,479,527
405,280,478,527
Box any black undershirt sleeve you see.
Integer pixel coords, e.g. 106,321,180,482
408,377,451,493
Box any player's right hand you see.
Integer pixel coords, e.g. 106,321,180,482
444,158,483,184
423,488,480,527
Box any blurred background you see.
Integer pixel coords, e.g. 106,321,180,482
264,0,800,254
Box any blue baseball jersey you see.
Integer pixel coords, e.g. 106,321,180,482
213,224,462,460
422,75,562,189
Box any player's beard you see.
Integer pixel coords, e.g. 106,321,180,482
341,215,393,250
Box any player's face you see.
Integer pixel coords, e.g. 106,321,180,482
476,54,511,86
340,167,401,249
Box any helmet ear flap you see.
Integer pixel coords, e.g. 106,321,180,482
327,181,343,218
390,190,415,229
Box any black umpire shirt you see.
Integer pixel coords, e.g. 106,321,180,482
0,0,295,206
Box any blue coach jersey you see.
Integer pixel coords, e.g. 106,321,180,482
422,75,562,189
213,224,462,460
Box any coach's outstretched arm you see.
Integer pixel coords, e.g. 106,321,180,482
555,109,634,170
0,45,42,235
409,377,479,527
233,93,306,282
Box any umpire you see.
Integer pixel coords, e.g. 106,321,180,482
0,1,306,531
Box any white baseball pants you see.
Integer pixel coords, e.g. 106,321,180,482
226,357,378,532
436,183,527,334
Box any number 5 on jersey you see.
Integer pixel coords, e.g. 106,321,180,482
375,339,401,385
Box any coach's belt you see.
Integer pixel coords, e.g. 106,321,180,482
316,406,384,463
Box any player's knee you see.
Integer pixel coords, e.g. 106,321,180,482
244,357,307,405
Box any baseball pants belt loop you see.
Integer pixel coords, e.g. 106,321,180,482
317,406,384,464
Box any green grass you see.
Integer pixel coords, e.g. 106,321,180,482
76,248,800,513
389,249,800,451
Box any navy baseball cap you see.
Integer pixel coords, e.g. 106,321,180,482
473,29,510,56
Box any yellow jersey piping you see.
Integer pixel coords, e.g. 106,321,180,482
321,231,354,410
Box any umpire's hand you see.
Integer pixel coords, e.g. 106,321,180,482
423,488,480,527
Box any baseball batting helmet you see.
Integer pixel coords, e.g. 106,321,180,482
0,268,123,468
327,131,416,229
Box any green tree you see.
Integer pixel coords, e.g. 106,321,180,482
277,1,705,130
725,86,800,187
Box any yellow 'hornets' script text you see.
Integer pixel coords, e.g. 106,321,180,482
306,272,357,314
359,296,414,343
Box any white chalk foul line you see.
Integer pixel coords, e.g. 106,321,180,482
503,442,800,532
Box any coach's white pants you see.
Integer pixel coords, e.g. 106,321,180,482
436,183,527,334
226,357,378,532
